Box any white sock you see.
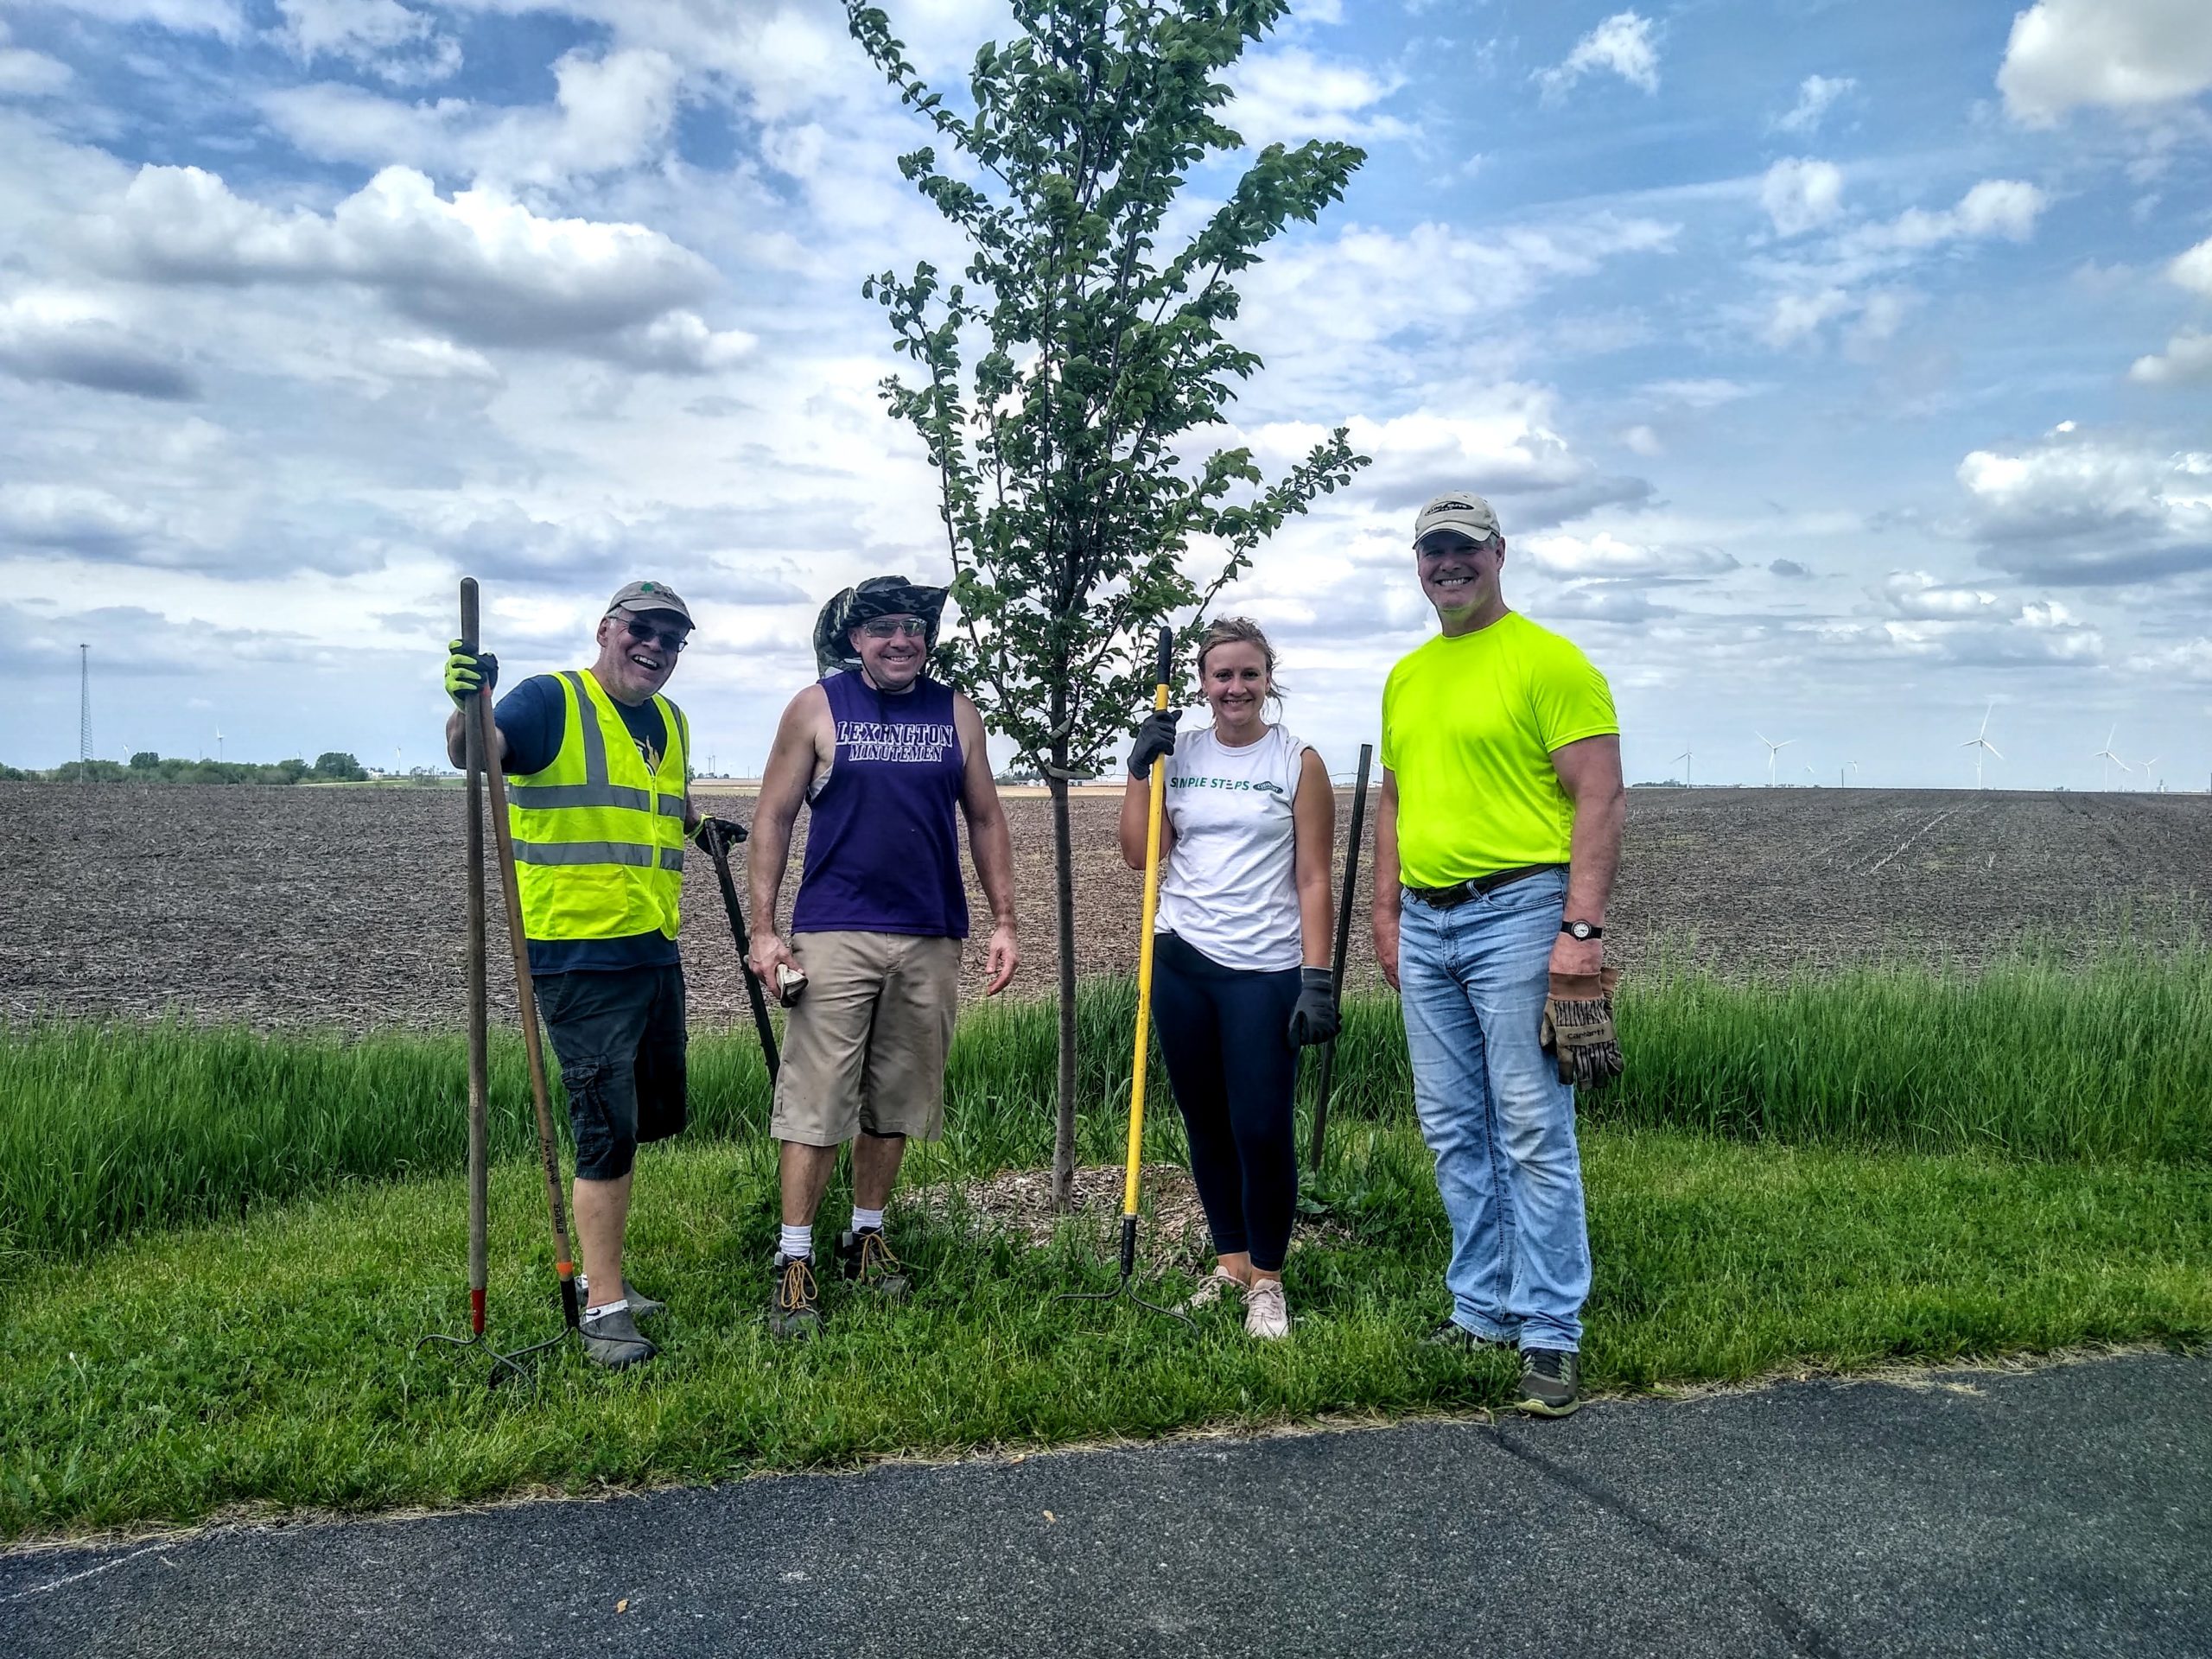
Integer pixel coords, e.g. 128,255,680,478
779,1224,814,1262
850,1206,885,1235
582,1297,628,1321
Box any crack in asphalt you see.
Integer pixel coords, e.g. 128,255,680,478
1486,1425,1848,1659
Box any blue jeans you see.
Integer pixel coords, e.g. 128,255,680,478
1398,868,1590,1352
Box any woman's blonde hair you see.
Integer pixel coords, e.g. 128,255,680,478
1195,615,1284,697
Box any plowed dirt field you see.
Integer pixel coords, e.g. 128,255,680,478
1,784,2204,1031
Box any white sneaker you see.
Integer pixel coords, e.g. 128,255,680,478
1181,1268,1246,1312
1244,1277,1290,1340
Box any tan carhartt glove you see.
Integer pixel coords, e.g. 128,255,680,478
1540,967,1622,1090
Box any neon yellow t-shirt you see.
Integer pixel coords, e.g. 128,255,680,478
1380,612,1618,887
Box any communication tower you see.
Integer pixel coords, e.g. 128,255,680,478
79,644,92,761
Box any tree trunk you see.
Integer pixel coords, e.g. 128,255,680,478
1048,743,1079,1211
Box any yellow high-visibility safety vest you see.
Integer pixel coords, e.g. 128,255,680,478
508,670,690,943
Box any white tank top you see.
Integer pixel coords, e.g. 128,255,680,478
1152,722,1310,972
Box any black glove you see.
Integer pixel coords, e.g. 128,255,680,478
444,641,498,708
691,815,748,852
1286,967,1340,1048
1128,708,1182,777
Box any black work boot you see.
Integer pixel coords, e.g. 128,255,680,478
1515,1349,1584,1417
767,1252,823,1339
836,1227,912,1300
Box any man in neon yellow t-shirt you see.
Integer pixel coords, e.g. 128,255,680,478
1373,491,1626,1418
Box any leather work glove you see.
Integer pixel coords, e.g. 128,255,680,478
444,641,499,708
1540,968,1623,1090
691,815,748,852
1286,967,1340,1048
1127,708,1182,777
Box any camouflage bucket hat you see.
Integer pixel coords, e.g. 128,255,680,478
810,575,949,677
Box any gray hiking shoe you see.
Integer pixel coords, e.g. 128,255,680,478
576,1274,665,1319
836,1228,911,1300
1426,1319,1515,1353
578,1303,656,1370
1515,1349,1583,1417
768,1252,823,1339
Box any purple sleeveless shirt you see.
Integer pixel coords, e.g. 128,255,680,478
790,670,969,938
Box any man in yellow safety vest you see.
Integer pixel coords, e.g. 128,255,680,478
442,580,737,1369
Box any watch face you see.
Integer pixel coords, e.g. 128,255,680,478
1567,921,1593,940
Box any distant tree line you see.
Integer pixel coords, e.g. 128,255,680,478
3,752,372,785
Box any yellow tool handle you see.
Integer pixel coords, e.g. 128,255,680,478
1122,628,1174,1219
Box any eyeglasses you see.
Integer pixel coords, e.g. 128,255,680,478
860,617,929,639
623,618,690,652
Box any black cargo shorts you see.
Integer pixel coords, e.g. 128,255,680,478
532,963,689,1181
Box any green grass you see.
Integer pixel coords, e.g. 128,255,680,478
0,1123,2202,1539
7,944,2209,1264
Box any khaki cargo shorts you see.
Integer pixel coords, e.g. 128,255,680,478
770,931,963,1146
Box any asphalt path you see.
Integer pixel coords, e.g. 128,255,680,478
5,1352,2204,1658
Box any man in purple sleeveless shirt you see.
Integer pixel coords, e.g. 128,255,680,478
747,576,1020,1337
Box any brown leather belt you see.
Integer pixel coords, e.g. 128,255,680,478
1403,863,1563,909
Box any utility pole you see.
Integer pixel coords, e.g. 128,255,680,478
79,644,91,762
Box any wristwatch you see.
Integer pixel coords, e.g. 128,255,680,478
1560,919,1604,942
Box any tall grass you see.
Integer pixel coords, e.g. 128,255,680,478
4,944,2207,1264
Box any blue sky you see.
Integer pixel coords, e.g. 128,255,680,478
1,0,2208,789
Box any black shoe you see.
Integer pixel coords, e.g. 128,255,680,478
836,1227,912,1300
767,1252,823,1339
578,1303,657,1369
1516,1349,1583,1417
1426,1319,1515,1353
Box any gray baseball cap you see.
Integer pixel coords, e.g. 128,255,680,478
605,580,693,626
1413,492,1501,547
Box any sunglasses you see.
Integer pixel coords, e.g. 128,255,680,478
622,618,690,652
860,617,929,639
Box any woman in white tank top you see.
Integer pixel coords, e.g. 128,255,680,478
1118,619,1338,1339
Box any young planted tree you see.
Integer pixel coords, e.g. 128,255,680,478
846,0,1370,1205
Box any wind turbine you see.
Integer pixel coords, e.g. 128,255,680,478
215,727,224,764
2092,725,2128,791
2141,756,2161,793
1674,747,1692,785
1840,760,1859,788
1756,732,1792,786
1961,702,2000,789
1804,764,1818,785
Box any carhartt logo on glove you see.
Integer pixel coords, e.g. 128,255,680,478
1539,968,1623,1090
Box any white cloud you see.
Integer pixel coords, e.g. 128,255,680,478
1225,47,1414,148
1761,287,1852,348
87,163,748,370
1639,378,1764,408
0,483,163,553
271,0,461,86
1958,428,2212,582
2129,329,2212,385
261,46,680,183
359,334,500,385
1536,12,1659,102
0,290,197,400
2171,237,2212,295
1775,74,1855,136
32,0,241,37
1849,179,2048,253
1759,158,1845,238
1998,0,2212,124
1621,423,1663,457
1521,530,1736,577
0,22,74,97
1878,570,1998,618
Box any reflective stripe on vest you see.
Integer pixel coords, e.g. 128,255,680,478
509,670,688,943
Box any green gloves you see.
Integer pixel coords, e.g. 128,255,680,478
444,641,498,708
1540,968,1623,1090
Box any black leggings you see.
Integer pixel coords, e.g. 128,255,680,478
1149,932,1301,1273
